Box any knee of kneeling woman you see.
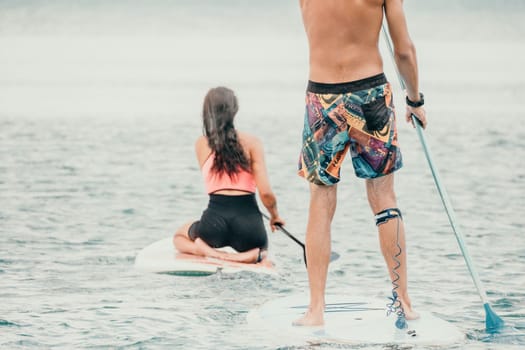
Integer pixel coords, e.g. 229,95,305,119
173,227,192,249
172,233,182,249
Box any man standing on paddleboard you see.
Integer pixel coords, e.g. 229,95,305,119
296,0,427,326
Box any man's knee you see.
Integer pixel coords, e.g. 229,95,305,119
366,175,396,209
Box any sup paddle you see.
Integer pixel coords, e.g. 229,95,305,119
261,212,340,266
381,24,504,332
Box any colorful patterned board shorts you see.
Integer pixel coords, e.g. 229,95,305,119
298,73,402,185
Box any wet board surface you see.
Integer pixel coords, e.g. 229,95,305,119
247,293,465,346
134,237,276,276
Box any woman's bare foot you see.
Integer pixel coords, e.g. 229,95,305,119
194,239,265,264
219,247,263,263
223,250,258,263
257,256,273,268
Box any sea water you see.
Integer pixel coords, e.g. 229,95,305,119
1,1,524,349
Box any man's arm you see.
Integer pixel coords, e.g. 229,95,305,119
384,0,427,128
384,0,418,101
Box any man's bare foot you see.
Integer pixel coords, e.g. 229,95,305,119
292,309,324,327
399,298,420,320
402,307,420,320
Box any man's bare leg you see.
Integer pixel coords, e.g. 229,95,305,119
366,174,419,320
294,183,337,326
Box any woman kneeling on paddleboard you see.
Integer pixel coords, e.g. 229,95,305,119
173,86,284,264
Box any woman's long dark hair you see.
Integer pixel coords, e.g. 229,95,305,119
202,87,250,177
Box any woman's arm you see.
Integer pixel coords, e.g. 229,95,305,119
195,135,212,167
245,133,285,231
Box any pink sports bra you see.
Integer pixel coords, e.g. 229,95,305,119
201,153,256,194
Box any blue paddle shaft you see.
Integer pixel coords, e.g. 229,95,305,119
412,116,488,302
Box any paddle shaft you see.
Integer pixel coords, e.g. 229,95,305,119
381,24,504,330
261,212,307,265
261,213,341,266
262,214,305,249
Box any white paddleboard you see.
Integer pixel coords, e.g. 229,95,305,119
134,237,276,276
247,293,465,346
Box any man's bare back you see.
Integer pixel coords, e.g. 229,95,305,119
300,0,386,83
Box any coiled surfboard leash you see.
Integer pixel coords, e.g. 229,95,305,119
375,208,408,330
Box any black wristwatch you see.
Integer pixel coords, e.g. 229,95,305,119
406,92,424,107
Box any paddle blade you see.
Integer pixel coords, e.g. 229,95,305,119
484,303,505,333
330,251,340,262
